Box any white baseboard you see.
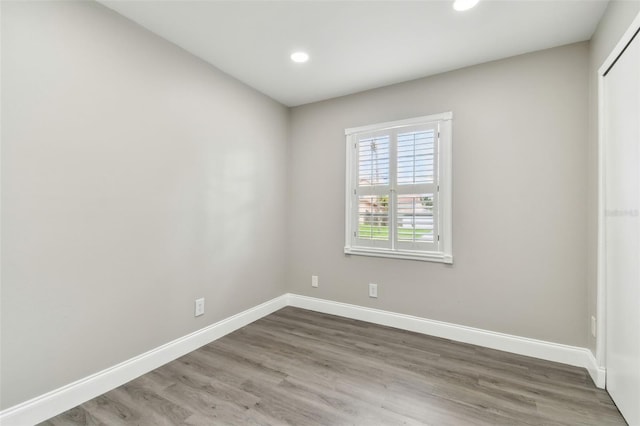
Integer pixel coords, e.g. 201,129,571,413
0,295,288,426
585,350,607,388
287,294,606,389
1,292,606,425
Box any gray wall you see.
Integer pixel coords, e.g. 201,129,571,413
1,1,288,409
287,43,589,347
586,0,640,354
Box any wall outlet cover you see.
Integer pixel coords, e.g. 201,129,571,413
195,298,205,317
369,283,378,298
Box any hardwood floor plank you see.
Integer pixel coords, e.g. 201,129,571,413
77,394,142,425
109,381,193,426
41,307,626,425
160,381,253,424
40,406,103,426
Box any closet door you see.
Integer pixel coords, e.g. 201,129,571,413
603,29,640,426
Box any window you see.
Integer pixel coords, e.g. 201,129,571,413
344,113,452,263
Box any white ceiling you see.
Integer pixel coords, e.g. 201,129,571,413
100,0,608,107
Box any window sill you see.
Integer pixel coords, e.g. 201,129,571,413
344,247,453,264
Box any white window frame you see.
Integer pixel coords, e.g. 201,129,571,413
344,112,453,263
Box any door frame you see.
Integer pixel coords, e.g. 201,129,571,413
596,10,640,385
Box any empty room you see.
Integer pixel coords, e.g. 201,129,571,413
1,0,639,424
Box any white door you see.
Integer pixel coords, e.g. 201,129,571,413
604,30,640,425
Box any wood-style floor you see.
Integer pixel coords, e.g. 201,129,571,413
41,307,626,425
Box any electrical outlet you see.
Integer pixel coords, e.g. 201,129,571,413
591,316,597,337
195,298,205,317
312,275,319,288
369,283,378,298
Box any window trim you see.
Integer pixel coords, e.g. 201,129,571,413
344,112,453,264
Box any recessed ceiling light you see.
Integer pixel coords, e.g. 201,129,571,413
290,51,309,63
453,0,479,11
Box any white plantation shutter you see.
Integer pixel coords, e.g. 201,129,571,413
358,134,390,187
345,113,453,263
394,124,438,252
396,193,435,244
397,129,436,185
353,132,392,249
